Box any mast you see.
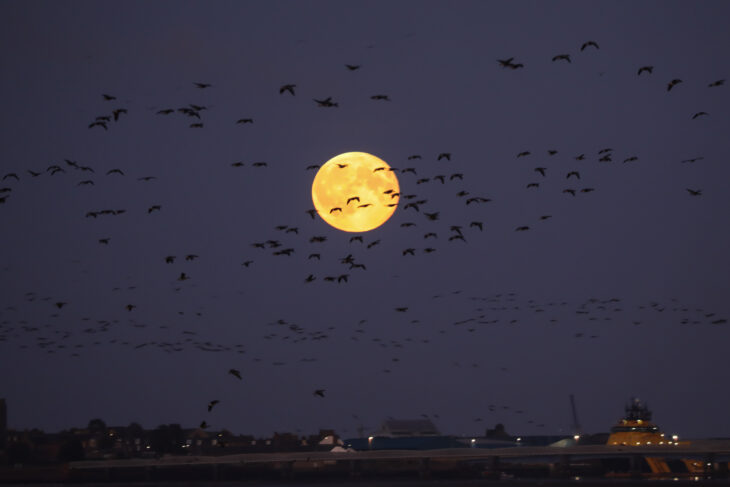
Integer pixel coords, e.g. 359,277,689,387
569,394,582,436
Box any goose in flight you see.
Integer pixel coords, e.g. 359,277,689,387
637,66,653,75
437,152,451,161
112,108,127,121
552,54,571,63
497,57,514,67
667,79,682,91
314,96,338,107
580,40,599,51
279,84,296,95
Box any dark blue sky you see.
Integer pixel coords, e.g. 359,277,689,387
1,0,729,440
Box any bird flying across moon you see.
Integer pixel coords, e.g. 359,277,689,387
311,152,399,232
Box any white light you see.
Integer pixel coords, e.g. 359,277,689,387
516,437,521,442
573,435,580,441
672,435,678,441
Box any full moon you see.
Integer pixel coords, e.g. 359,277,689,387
311,152,400,232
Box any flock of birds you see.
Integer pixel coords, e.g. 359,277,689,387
0,33,727,438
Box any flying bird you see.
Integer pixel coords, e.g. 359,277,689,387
112,108,127,121
534,167,546,176
228,368,242,380
207,400,220,412
667,79,682,91
194,82,212,88
236,118,253,124
345,64,361,70
370,94,390,101
708,79,725,87
497,57,514,67
437,153,451,161
566,171,580,180
580,40,599,51
313,389,326,398
552,54,571,63
314,97,338,107
691,111,708,119
637,66,654,75
279,84,296,95
686,188,702,196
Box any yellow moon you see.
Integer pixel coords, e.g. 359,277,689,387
311,152,400,232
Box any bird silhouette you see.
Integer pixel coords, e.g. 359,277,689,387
691,111,708,119
708,79,725,87
314,96,338,107
279,84,296,95
534,167,547,176
236,118,253,124
566,171,580,180
228,368,242,380
112,108,127,121
207,400,220,412
497,57,515,67
370,94,390,101
345,64,361,70
667,79,682,91
330,207,342,214
686,188,702,196
437,153,451,161
313,389,325,398
552,54,571,63
637,66,654,75
580,40,599,51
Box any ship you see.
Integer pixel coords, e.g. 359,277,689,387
604,397,711,476
606,397,681,447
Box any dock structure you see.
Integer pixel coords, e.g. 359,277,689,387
66,441,730,482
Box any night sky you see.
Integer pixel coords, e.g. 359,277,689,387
1,1,729,440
